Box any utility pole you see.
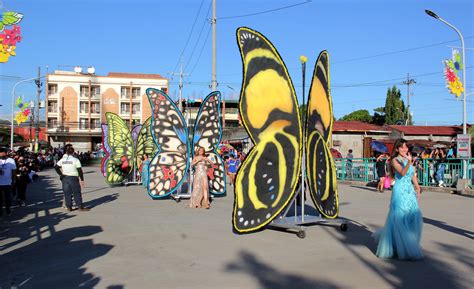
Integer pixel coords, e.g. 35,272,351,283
34,67,42,152
211,0,217,91
169,62,190,112
402,73,416,125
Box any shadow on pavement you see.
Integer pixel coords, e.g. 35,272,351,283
0,167,121,288
325,220,471,289
423,217,473,240
225,250,341,289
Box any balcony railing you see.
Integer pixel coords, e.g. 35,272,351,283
47,122,102,132
47,92,58,98
48,108,58,113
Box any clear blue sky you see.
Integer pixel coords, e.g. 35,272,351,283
1,0,473,125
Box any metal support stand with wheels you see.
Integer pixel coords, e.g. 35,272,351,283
123,167,141,186
269,57,348,238
171,157,192,203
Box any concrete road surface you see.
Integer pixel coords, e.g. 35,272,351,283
1,166,473,289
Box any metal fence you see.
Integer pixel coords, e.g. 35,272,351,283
335,158,473,187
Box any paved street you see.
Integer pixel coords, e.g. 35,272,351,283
1,166,473,289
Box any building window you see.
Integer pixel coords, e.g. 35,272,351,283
48,101,58,113
91,118,100,129
132,87,140,99
48,118,58,128
121,103,130,114
91,102,100,114
79,118,88,130
80,102,89,113
121,87,140,99
91,86,100,98
80,86,89,98
121,87,130,99
48,84,58,96
132,103,140,114
80,85,100,98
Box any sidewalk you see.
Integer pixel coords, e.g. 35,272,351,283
1,166,473,289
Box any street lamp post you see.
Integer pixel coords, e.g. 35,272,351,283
11,76,45,150
425,9,469,184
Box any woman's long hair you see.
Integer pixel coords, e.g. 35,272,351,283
195,146,206,157
390,138,408,176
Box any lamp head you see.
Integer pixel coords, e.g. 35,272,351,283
425,9,440,19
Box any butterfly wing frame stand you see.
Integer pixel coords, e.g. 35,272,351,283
234,27,348,238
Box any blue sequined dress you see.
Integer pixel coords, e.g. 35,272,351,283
375,158,423,260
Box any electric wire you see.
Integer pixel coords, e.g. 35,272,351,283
219,0,312,20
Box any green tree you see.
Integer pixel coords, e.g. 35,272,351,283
339,109,372,122
372,106,385,125
384,86,406,125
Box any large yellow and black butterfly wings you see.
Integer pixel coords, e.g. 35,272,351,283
233,27,303,233
306,51,339,218
147,88,189,198
135,117,157,174
193,91,226,195
105,112,135,185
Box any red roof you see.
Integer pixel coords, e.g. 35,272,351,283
333,121,389,133
388,125,469,136
107,72,167,80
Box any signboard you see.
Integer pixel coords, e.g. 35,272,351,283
456,134,471,158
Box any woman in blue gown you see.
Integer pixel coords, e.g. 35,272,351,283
141,154,150,188
375,138,423,260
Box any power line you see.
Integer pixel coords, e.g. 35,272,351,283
171,0,206,76
189,26,212,76
333,36,474,64
184,0,212,73
219,0,312,20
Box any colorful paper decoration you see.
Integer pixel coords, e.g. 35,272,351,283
14,96,31,125
232,27,338,234
103,115,156,185
0,11,24,63
444,49,464,98
146,89,226,198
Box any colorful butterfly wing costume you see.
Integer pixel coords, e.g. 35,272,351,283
233,27,303,233
103,114,156,184
135,117,157,174
101,124,111,177
306,51,339,218
192,91,226,195
233,27,339,233
146,88,226,198
147,88,190,198
105,113,135,184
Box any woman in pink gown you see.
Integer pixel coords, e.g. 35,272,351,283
189,147,213,209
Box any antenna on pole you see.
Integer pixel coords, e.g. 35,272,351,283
402,73,416,125
168,61,190,112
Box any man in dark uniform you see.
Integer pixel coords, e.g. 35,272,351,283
54,145,89,211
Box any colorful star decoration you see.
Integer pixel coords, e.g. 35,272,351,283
443,50,464,98
0,11,24,63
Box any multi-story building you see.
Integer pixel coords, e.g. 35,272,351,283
46,70,168,151
181,98,240,128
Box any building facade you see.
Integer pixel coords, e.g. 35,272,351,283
46,70,168,151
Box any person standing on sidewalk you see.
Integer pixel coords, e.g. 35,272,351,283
54,145,89,212
0,147,16,217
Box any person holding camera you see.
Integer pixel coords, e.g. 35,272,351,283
54,145,89,211
0,147,16,217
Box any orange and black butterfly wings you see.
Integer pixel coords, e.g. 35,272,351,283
306,51,339,218
233,27,303,233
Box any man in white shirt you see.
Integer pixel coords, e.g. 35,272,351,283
0,147,16,217
54,145,89,211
